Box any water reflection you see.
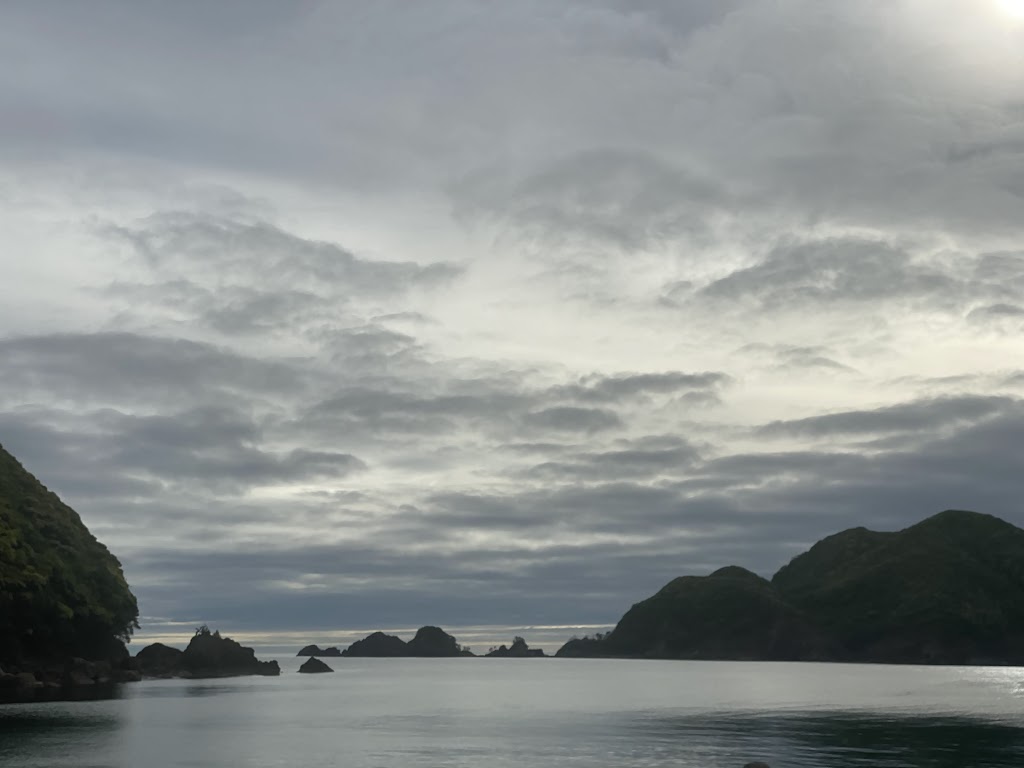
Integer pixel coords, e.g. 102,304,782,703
0,683,125,706
630,711,1024,767
182,683,248,698
0,704,123,768
4,664,1024,768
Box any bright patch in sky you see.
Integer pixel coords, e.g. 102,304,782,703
997,0,1024,19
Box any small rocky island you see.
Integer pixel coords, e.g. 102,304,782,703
297,644,343,657
135,626,280,679
299,628,552,659
298,657,334,673
339,626,473,657
486,637,546,657
341,631,411,657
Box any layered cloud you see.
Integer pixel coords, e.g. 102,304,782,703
3,0,1024,649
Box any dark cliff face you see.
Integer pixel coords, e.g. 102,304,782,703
559,511,1024,665
0,444,139,667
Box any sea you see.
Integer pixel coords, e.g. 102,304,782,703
3,658,1024,767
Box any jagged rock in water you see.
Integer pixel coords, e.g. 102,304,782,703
182,628,280,678
298,657,334,673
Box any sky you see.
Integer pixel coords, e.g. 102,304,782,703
3,0,1024,653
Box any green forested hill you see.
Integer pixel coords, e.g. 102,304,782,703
0,444,139,665
594,566,834,660
558,511,1024,665
772,510,1024,663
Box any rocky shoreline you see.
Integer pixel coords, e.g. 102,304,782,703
0,656,141,704
0,626,279,704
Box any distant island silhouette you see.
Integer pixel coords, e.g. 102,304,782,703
339,626,473,657
486,636,546,657
299,511,1024,667
297,644,343,657
297,629,548,659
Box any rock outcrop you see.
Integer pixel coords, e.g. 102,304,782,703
135,627,279,678
135,642,185,678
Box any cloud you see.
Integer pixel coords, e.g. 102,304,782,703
0,405,366,498
301,387,527,438
738,344,857,373
98,213,462,339
456,149,727,252
108,213,460,295
758,395,1015,440
701,238,955,308
0,332,307,407
524,435,700,481
522,406,623,433
5,0,1024,645
966,302,1024,330
561,371,730,402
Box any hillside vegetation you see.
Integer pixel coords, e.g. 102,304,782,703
0,444,139,665
558,510,1024,665
773,510,1024,663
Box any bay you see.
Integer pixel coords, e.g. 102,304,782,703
3,659,1024,767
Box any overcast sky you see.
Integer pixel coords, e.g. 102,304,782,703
3,0,1024,652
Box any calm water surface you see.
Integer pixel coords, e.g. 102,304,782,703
3,659,1024,767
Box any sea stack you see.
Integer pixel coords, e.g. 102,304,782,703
298,657,334,673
